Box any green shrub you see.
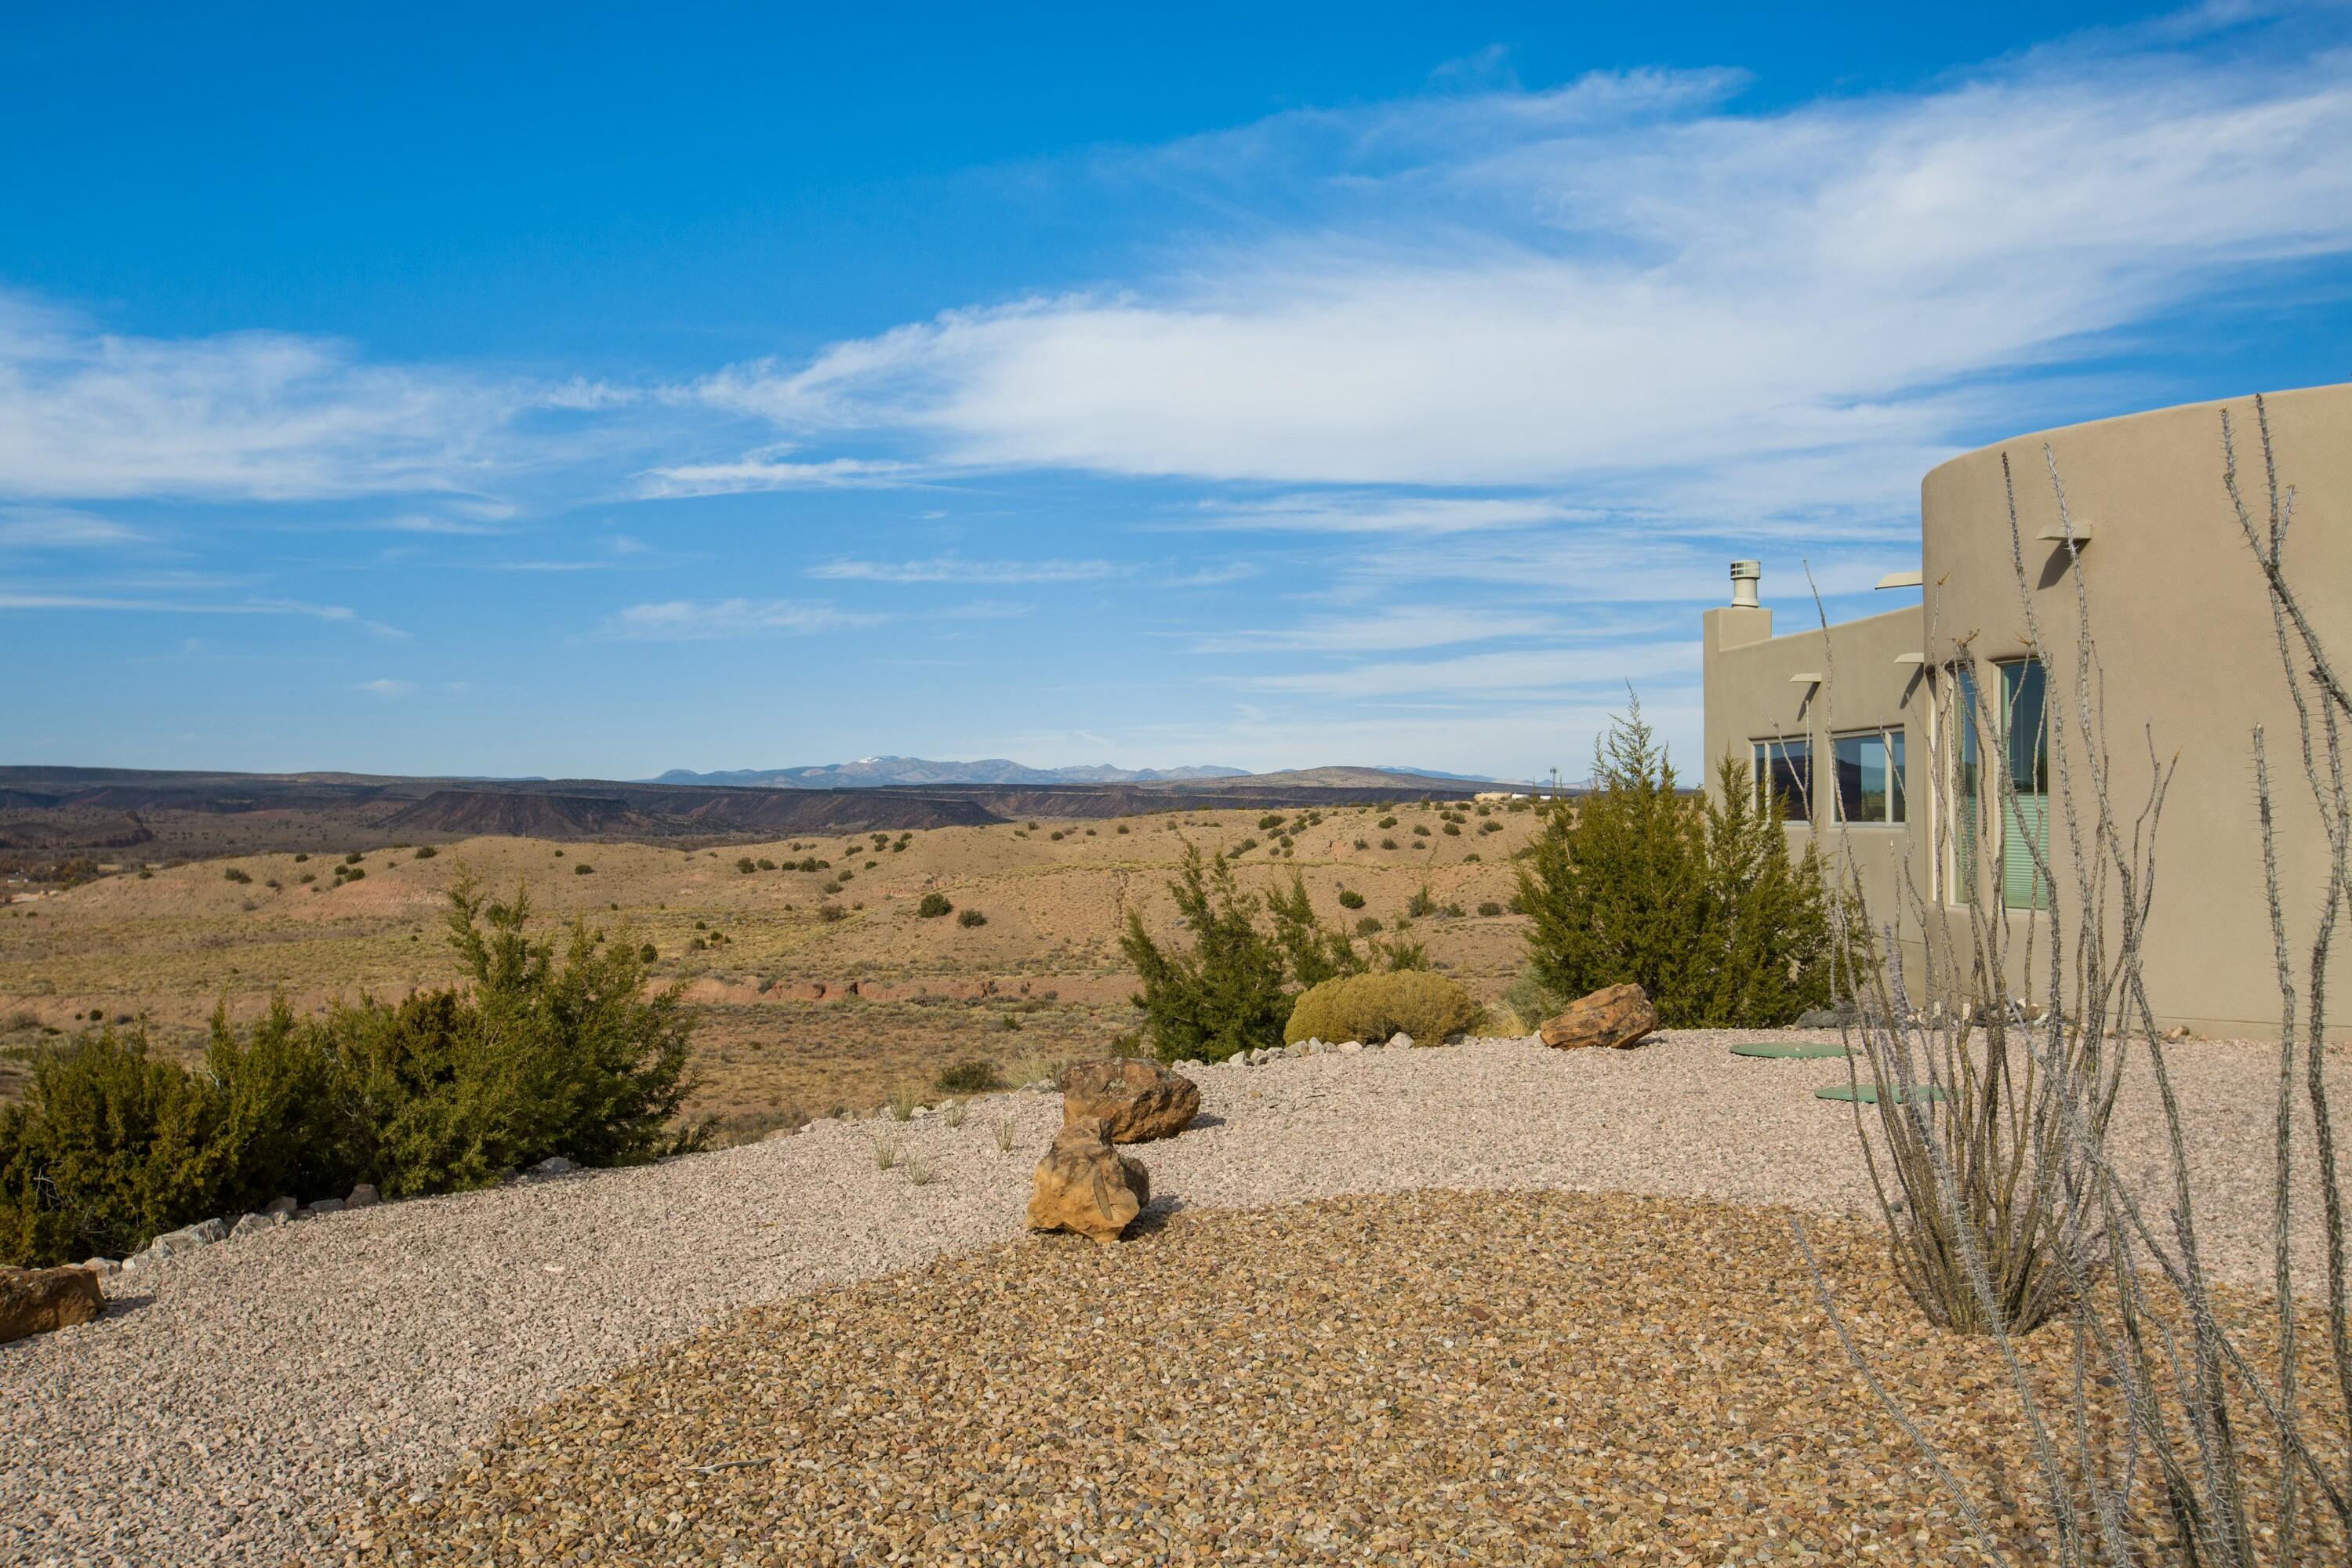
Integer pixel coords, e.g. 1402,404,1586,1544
639,942,659,963
0,880,701,1266
1515,698,1838,1026
1283,971,1480,1047
1413,825,1430,837
1380,837,1397,850
1406,885,1437,918
737,857,757,874
1354,916,1382,936
223,867,251,884
344,851,364,866
574,862,594,875
917,891,953,919
935,1058,1004,1094
1121,847,1290,1065
1378,816,1398,829
1477,901,1503,917
1442,822,1461,836
293,852,310,863
1257,814,1286,831
957,908,987,927
412,845,437,859
340,866,365,882
1337,889,1366,909
818,902,847,923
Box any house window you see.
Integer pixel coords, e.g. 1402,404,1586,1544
1752,738,1813,822
1953,660,2049,909
1833,729,1906,824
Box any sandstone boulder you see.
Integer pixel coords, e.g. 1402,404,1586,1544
1058,1058,1200,1144
1538,983,1659,1051
1,1265,105,1345
1027,1118,1150,1243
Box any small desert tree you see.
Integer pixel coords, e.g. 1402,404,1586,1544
1121,844,1290,1063
1515,698,1835,1025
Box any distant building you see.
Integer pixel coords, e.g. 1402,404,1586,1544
1700,383,2352,1039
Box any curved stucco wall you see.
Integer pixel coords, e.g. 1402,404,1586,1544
1918,382,2352,1035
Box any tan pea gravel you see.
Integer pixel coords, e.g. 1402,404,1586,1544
3,1029,2346,1566
347,1188,2348,1567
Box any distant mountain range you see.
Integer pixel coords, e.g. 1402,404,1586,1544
651,757,1247,788
650,757,1508,789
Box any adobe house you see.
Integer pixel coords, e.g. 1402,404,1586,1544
1700,383,2352,1038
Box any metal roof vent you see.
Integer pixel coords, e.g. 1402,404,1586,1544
1729,560,1762,609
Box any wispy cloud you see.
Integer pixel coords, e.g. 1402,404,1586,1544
634,453,921,496
1186,495,1591,535
1242,641,1700,699
0,589,405,635
1165,561,1260,587
691,38,2352,522
0,506,152,550
805,554,1119,584
599,598,887,641
1189,606,1559,655
0,292,615,503
353,677,414,697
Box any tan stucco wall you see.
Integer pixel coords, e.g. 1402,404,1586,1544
1702,382,2352,1038
1701,602,1929,985
1918,382,2352,1038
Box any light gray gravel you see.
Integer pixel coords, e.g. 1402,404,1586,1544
2,1029,2342,1566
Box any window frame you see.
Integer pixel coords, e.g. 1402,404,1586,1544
1831,726,1907,826
1751,735,1815,826
1947,658,2050,910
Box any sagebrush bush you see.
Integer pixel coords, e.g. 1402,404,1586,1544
0,877,703,1267
934,1058,1004,1094
1283,971,1480,1047
412,844,437,859
957,907,986,927
1337,889,1365,909
917,892,953,918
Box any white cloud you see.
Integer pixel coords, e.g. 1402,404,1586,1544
692,41,2352,517
805,554,1119,584
0,292,602,503
600,598,886,640
354,678,415,697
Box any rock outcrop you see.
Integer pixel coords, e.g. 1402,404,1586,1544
1027,1117,1150,1243
1059,1058,1200,1144
1538,983,1659,1051
1,1265,105,1344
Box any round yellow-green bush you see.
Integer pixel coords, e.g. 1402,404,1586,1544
1283,971,1481,1046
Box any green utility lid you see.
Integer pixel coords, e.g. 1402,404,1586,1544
1730,1041,1853,1059
1817,1083,1948,1105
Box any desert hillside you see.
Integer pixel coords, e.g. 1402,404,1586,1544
0,797,1546,1134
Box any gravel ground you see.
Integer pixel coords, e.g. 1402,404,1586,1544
350,1189,2347,1566
3,1029,2344,1566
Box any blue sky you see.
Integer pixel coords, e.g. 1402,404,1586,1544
5,2,2350,783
